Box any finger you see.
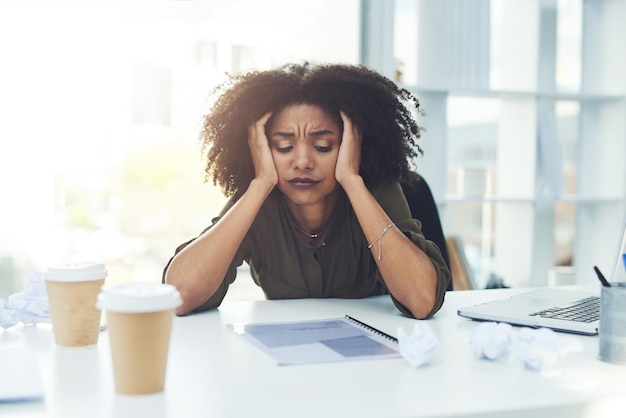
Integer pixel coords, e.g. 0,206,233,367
255,112,273,136
249,112,273,141
340,111,361,141
340,111,351,137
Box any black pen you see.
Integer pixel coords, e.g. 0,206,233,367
593,265,611,287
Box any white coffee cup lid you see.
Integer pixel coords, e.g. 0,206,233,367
44,262,108,282
97,283,182,313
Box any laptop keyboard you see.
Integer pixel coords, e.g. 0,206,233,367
529,296,600,323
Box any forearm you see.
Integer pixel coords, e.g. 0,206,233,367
165,179,274,315
341,175,438,319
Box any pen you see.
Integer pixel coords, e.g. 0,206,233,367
593,265,611,287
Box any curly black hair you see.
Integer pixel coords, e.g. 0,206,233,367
201,62,424,198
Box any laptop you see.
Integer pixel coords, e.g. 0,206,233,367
457,217,626,336
457,287,600,335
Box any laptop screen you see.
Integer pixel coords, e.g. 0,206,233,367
611,217,626,283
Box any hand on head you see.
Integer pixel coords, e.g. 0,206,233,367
248,112,278,188
248,108,362,193
335,111,362,185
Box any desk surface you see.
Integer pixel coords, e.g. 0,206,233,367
2,287,625,418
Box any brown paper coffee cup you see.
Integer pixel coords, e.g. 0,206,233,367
44,262,107,348
97,283,182,395
46,278,105,347
107,310,174,395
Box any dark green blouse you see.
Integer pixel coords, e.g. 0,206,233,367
164,180,450,318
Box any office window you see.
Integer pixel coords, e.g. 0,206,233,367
195,40,218,70
388,0,625,288
0,0,359,298
231,45,257,73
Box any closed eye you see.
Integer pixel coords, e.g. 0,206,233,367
315,146,333,153
275,146,293,153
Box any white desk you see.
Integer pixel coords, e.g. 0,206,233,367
2,287,625,418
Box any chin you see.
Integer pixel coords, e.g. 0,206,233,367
281,192,321,206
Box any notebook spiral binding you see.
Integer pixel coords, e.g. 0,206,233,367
345,315,398,343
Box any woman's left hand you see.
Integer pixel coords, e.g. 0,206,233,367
335,111,362,185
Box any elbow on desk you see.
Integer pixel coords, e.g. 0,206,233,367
166,275,220,317
391,290,437,320
174,307,191,317
408,297,437,320
406,271,443,320
172,288,197,316
170,283,199,316
163,270,194,316
403,272,445,320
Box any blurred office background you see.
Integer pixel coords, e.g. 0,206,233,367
1,0,625,299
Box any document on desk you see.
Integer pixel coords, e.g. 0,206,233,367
227,316,400,365
0,345,44,402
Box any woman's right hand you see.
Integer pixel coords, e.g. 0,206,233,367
248,112,278,187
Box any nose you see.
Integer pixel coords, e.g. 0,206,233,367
293,144,314,170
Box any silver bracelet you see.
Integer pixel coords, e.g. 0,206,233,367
367,222,395,260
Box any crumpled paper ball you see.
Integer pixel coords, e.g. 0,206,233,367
0,272,50,329
397,322,439,368
469,322,584,371
511,326,583,371
470,322,514,360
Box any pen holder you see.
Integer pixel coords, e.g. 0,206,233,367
598,284,626,365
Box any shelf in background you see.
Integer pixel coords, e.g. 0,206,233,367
440,195,624,204
402,85,626,102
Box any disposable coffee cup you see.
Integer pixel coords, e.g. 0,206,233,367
44,262,107,347
97,283,182,395
598,283,626,365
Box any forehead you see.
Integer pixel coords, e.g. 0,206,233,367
270,104,339,129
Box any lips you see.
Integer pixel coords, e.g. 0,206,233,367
288,177,320,188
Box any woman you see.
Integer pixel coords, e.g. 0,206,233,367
163,63,451,319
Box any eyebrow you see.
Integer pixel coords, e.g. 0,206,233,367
309,129,334,137
271,129,335,139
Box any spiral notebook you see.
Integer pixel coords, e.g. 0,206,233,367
226,315,400,365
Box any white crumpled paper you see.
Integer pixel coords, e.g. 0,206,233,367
0,272,50,329
470,322,514,360
397,323,439,368
469,322,584,371
511,326,583,371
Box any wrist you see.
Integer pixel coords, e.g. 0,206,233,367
338,174,364,191
249,178,276,198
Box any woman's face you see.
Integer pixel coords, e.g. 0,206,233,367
267,104,341,207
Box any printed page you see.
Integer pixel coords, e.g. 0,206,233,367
0,345,44,402
227,317,399,365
